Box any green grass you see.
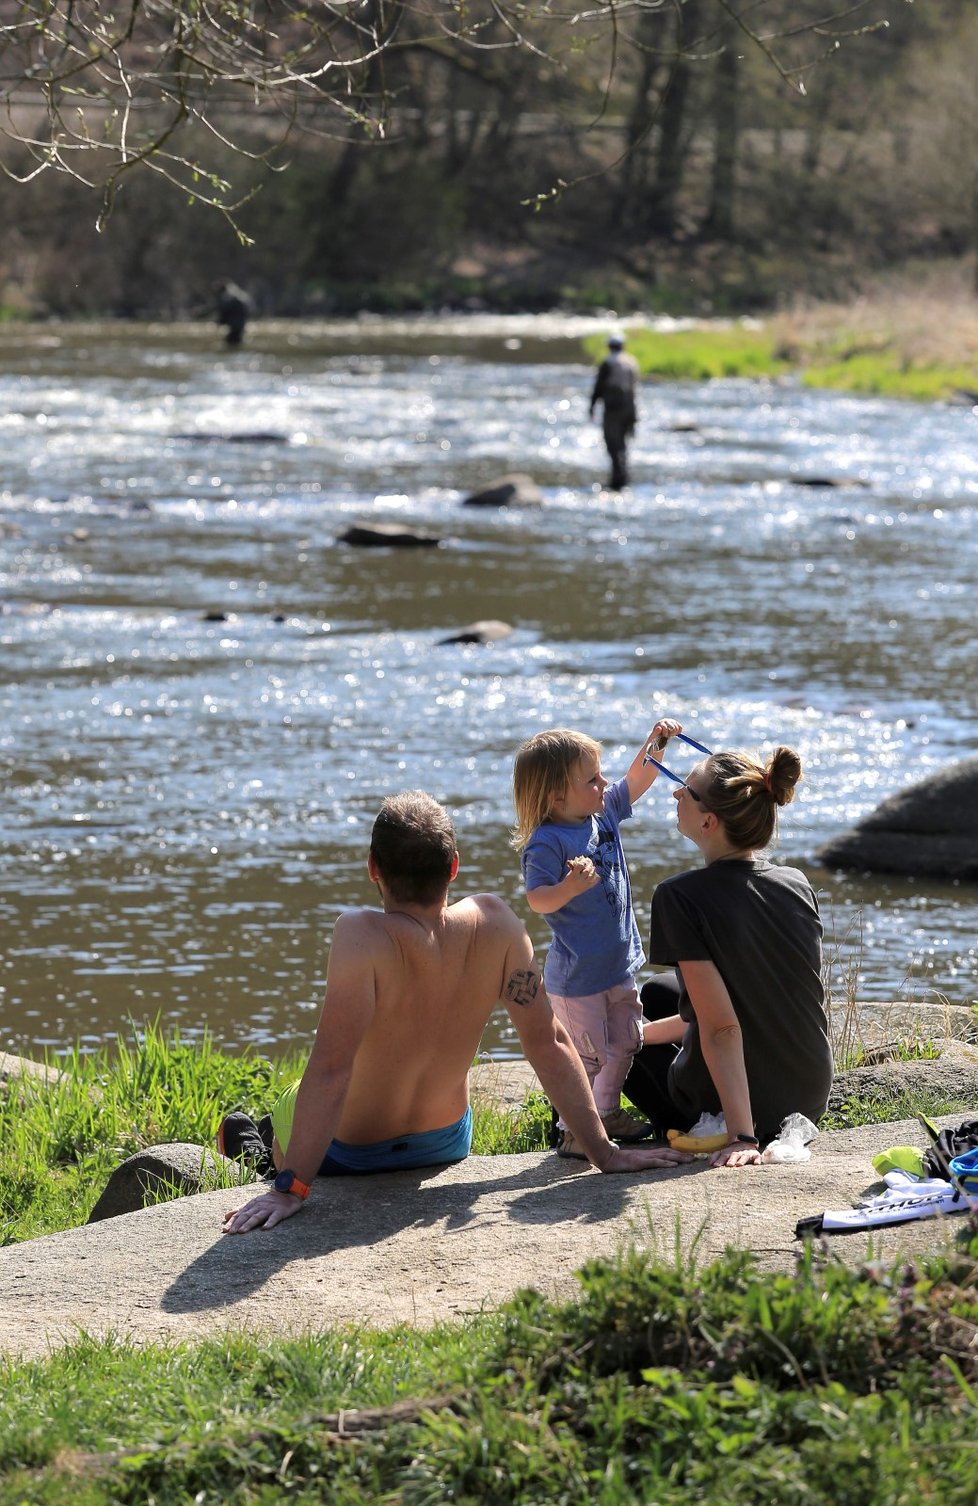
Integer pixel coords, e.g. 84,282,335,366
470,1088,553,1155
0,1020,303,1244
0,1237,976,1504
4,1025,978,1501
801,350,978,402
585,326,789,382
584,324,978,402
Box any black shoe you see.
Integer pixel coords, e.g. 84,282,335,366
217,1111,275,1175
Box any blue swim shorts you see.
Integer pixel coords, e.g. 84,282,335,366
271,1082,472,1177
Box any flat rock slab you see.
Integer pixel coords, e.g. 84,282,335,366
1,1117,974,1361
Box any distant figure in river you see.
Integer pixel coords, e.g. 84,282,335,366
214,280,252,347
589,333,639,490
511,717,684,1160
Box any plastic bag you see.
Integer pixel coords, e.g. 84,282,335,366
761,1112,818,1164
688,1112,726,1139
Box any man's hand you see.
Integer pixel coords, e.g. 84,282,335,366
598,1143,693,1173
222,1189,305,1234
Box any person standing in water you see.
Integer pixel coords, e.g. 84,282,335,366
589,333,639,489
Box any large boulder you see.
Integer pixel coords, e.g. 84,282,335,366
87,1143,244,1223
0,1051,63,1091
816,757,978,881
827,1039,978,1117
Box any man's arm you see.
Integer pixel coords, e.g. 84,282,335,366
589,360,609,417
499,924,691,1174
679,959,762,1169
222,913,378,1232
623,718,683,804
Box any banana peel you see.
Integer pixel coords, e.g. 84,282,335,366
667,1128,729,1153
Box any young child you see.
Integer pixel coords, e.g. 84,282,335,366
511,718,683,1158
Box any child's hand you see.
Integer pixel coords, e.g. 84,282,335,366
565,856,599,893
649,717,683,751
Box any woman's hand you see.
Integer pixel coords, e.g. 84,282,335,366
709,1141,763,1169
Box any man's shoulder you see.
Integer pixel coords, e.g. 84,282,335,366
332,906,390,940
450,891,520,926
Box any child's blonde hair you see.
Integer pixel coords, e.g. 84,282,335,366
511,729,603,850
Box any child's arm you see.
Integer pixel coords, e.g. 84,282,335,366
525,855,600,915
624,717,683,804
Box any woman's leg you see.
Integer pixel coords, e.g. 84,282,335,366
621,974,691,1136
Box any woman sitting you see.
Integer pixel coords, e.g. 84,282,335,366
622,744,832,1168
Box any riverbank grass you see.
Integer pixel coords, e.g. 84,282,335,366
587,288,978,401
1,1236,976,1505
0,1023,302,1244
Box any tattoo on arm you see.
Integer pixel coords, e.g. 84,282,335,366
505,969,540,1007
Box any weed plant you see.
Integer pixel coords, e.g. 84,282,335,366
470,1088,553,1156
0,1020,303,1244
0,1236,976,1505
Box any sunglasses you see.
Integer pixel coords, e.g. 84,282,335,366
642,732,713,801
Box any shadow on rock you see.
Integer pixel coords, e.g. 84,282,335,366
159,1153,655,1316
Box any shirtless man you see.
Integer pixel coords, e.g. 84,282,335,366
222,790,689,1233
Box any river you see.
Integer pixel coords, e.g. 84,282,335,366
1,315,976,1060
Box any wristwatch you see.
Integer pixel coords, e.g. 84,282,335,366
273,1169,311,1200
733,1134,759,1147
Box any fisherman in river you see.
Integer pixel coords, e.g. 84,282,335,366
589,333,639,490
214,280,252,347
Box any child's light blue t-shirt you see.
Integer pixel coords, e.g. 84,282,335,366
521,776,644,998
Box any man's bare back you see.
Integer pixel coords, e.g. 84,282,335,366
330,893,534,1143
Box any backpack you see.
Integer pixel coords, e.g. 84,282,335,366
921,1116,978,1180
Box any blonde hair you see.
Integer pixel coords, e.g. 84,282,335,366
698,746,803,851
511,729,602,850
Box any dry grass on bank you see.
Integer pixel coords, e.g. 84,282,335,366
772,262,978,373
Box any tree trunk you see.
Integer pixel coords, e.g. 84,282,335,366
700,20,739,241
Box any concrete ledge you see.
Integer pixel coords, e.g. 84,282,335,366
0,1116,974,1361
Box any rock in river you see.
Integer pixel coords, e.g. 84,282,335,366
437,620,513,645
461,473,542,508
816,756,978,881
339,522,442,548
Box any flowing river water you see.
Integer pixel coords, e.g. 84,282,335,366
1,315,976,1061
